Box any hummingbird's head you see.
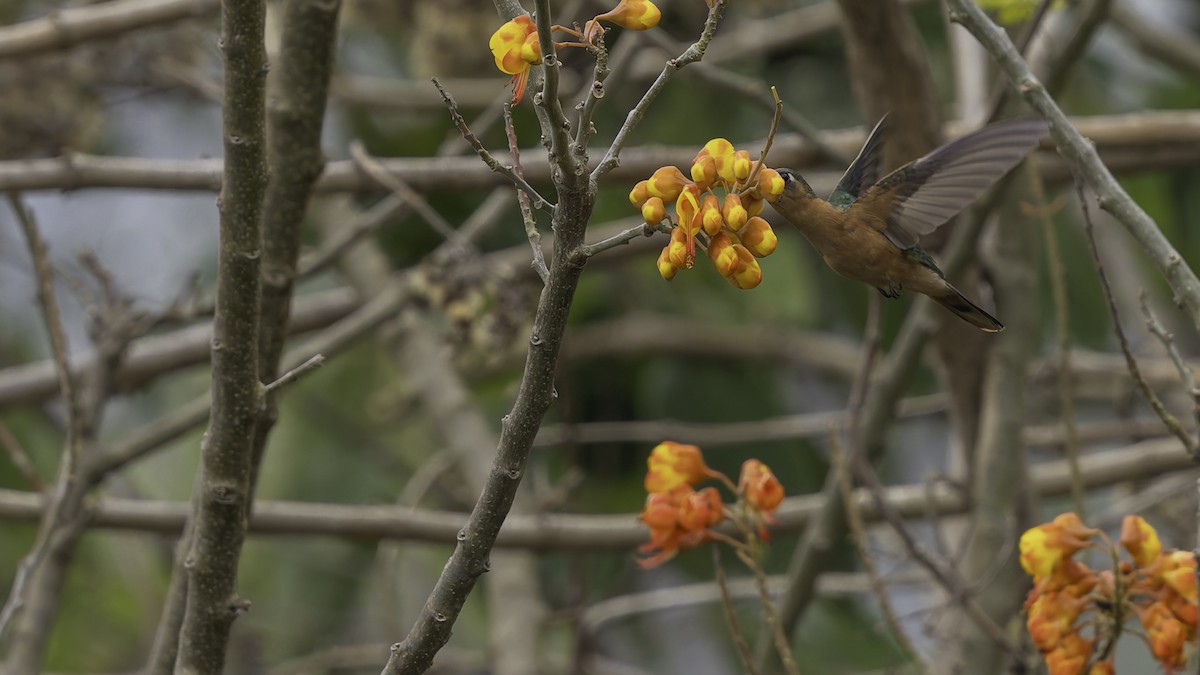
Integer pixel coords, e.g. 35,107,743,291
776,169,815,198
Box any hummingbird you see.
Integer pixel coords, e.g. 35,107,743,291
771,117,1048,332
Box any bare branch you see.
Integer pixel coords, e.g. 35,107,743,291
505,103,549,284
432,77,556,212
0,437,1190,548
174,0,268,670
1080,183,1197,457
592,0,729,178
0,0,217,59
349,140,459,242
947,0,1200,332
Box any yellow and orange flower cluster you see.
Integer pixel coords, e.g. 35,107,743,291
489,1,661,103
637,442,784,568
1019,512,1198,674
630,139,785,289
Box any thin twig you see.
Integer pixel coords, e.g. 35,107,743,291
735,547,801,675
431,77,556,212
504,103,549,284
0,421,46,492
831,430,926,672
262,354,325,396
1139,290,1200,442
1077,182,1198,457
592,0,729,179
850,453,1025,663
576,222,659,259
349,141,460,242
712,545,761,675
1025,170,1085,516
946,0,1200,332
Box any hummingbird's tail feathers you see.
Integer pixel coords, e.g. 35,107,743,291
932,283,1004,332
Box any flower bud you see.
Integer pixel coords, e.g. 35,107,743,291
656,247,678,281
700,194,723,236
629,180,650,207
707,231,738,277
642,196,665,226
755,167,785,202
729,245,762,289
647,166,688,202
667,227,689,269
595,0,662,31
699,138,736,183
690,155,718,190
739,216,777,257
732,150,752,181
743,195,765,217
722,193,748,232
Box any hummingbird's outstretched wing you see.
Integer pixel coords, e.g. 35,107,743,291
828,114,889,209
853,119,1048,250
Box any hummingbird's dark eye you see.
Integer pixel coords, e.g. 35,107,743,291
778,169,795,182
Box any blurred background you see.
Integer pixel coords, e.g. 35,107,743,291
1,0,1200,673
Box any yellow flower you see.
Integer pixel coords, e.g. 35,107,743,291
594,0,662,31
629,179,650,207
697,139,736,183
721,194,748,231
739,216,777,258
489,16,541,103
754,167,786,202
642,197,665,226
739,459,783,512
1019,513,1097,581
707,231,738,277
731,150,752,181
644,441,710,493
666,226,689,270
1161,550,1198,605
691,155,718,190
646,166,688,202
728,245,762,289
1119,515,1162,568
700,194,723,237
656,247,679,281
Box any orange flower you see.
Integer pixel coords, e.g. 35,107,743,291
1120,515,1163,568
1019,513,1097,581
739,459,783,512
644,441,709,493
1088,661,1114,675
1160,551,1199,601
1043,633,1091,675
678,487,724,532
594,0,662,31
489,16,542,103
638,491,679,546
1026,592,1084,652
1142,600,1188,669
